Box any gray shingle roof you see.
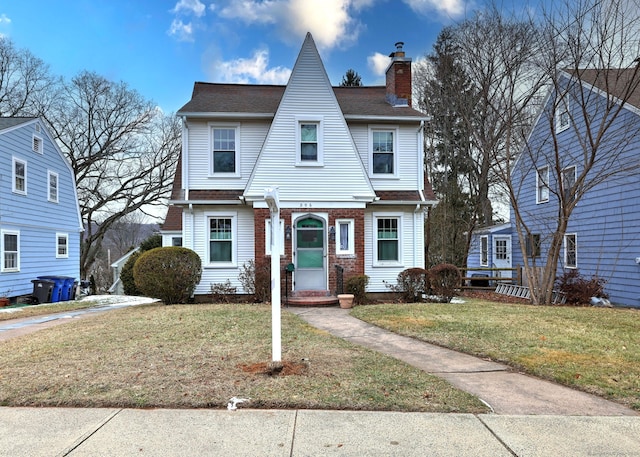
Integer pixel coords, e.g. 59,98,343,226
0,117,36,131
178,82,426,119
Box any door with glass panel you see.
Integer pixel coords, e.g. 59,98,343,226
294,216,326,290
493,235,512,279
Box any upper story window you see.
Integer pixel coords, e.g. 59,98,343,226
536,165,549,204
480,235,488,266
562,165,577,204
207,214,236,266
12,157,26,195
296,117,323,165
556,100,570,133
374,213,402,265
1,230,19,272
32,134,43,154
210,124,240,176
335,219,355,255
56,233,69,258
564,233,577,268
370,126,398,176
48,171,59,203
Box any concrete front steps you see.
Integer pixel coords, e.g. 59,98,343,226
285,290,339,307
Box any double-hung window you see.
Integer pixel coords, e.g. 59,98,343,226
48,171,59,203
480,236,488,266
564,233,577,268
371,128,396,175
211,124,239,175
562,165,577,204
56,233,69,258
536,165,549,203
13,158,26,194
297,117,323,165
556,100,570,132
208,215,235,265
374,214,401,264
335,219,354,255
1,230,19,272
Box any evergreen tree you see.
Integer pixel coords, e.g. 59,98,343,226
340,69,362,86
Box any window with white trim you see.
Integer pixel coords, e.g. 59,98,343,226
265,219,285,256
370,127,398,176
536,165,549,203
32,134,43,154
526,233,541,258
562,165,577,204
12,157,26,194
210,124,239,175
335,219,354,255
374,214,401,264
564,233,577,268
56,233,69,258
480,235,488,266
1,230,19,272
48,171,59,202
556,100,570,132
207,215,236,265
296,118,323,165
171,237,183,247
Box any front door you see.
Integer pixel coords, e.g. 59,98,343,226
294,216,327,290
493,235,512,279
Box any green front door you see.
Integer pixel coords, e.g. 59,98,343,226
294,216,326,290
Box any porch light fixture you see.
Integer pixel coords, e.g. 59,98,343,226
329,226,335,242
285,225,292,240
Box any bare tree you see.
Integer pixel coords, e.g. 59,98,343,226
508,0,640,304
43,71,181,278
0,38,59,117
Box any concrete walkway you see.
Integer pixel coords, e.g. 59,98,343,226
289,306,638,416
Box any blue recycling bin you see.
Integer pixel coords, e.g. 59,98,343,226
61,277,75,301
37,276,66,303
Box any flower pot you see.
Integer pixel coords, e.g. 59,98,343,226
0,297,9,307
337,294,354,309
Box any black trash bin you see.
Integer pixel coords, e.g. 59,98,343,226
32,279,55,304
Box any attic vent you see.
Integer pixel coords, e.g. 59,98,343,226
32,135,43,153
35,123,41,133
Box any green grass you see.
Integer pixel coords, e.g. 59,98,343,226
351,299,640,410
0,303,486,413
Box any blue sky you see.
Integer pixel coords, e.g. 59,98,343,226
1,0,512,113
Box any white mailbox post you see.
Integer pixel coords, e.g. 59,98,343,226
264,187,281,363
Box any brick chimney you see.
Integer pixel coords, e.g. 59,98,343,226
385,42,412,107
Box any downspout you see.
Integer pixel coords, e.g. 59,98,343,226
414,203,422,268
188,204,195,251
181,116,189,201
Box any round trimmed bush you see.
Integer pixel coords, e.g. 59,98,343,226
429,263,462,303
133,247,202,305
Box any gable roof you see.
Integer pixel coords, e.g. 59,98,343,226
0,117,36,132
565,67,640,110
178,84,426,120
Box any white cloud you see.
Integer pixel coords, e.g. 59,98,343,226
367,52,391,76
0,14,11,24
403,0,467,18
218,0,364,50
212,48,292,84
171,0,206,17
168,19,194,42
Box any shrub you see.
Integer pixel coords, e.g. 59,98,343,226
555,270,608,306
133,247,202,305
210,280,237,303
238,260,271,303
392,268,429,303
345,275,369,305
429,263,461,303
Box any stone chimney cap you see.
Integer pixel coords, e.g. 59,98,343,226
390,41,406,59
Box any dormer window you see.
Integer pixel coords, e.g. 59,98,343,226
210,123,240,176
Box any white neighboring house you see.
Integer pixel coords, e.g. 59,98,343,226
162,33,436,299
108,248,139,295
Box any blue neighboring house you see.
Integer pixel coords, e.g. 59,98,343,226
0,117,82,301
466,223,513,285
510,68,640,308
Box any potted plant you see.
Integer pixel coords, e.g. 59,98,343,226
0,290,10,307
337,293,354,309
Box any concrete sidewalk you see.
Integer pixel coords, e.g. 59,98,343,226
2,407,640,456
289,306,638,416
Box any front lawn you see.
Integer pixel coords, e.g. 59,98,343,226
351,299,640,410
0,303,486,413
